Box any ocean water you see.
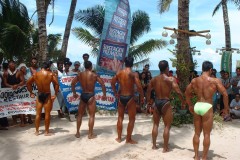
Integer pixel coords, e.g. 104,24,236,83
148,70,236,78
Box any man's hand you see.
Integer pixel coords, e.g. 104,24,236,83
114,93,119,99
189,105,194,114
102,95,107,101
51,95,56,101
73,93,78,99
12,84,18,90
181,101,187,110
30,93,35,98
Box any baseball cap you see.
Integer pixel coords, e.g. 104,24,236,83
74,61,80,65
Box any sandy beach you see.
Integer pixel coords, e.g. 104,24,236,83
0,112,239,160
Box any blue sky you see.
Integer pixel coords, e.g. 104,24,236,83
21,0,240,71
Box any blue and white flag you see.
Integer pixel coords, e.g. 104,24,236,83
97,0,131,73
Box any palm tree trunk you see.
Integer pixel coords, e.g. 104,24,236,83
36,0,48,63
177,0,192,91
222,0,231,50
61,0,78,58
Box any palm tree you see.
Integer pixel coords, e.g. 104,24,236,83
0,0,32,63
158,0,192,91
73,5,167,67
36,0,48,63
212,0,240,50
48,33,62,61
61,0,78,58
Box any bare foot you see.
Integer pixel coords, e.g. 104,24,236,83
152,145,158,150
44,132,55,136
115,138,122,143
88,134,97,139
194,155,200,160
162,147,169,153
34,131,40,136
75,133,80,138
126,139,138,144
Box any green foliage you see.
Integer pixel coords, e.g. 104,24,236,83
74,5,167,65
172,113,193,127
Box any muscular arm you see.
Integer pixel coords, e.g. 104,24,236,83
111,74,118,96
216,78,229,111
185,83,194,107
172,78,185,106
52,74,59,96
26,76,35,94
134,73,144,103
71,75,79,95
97,76,106,97
146,79,153,104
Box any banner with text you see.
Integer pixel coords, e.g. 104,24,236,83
221,51,232,74
58,72,118,112
0,84,60,118
97,0,131,73
0,85,38,118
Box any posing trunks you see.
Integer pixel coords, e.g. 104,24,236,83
119,95,133,106
38,92,50,104
155,99,170,114
81,92,95,103
194,102,212,116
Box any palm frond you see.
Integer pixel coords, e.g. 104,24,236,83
232,0,240,10
133,58,150,70
158,0,173,14
129,39,167,60
130,10,150,45
212,1,222,16
72,27,99,46
75,5,105,36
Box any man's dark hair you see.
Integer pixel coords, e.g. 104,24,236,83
145,64,149,67
236,67,240,71
57,60,63,66
169,70,173,74
31,57,37,61
84,61,92,69
202,61,213,72
158,60,169,72
83,53,89,58
42,61,51,69
124,56,134,67
8,60,15,64
220,70,225,73
235,93,240,97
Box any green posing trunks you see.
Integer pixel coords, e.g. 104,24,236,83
194,102,212,116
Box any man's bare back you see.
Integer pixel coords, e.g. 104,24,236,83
185,61,229,160
111,56,144,144
147,60,185,151
27,62,59,136
71,61,106,139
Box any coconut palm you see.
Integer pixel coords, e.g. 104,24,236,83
158,0,193,91
61,0,78,58
73,5,167,66
0,0,32,63
36,0,48,62
212,0,240,50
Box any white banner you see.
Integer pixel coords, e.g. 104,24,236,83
0,84,60,118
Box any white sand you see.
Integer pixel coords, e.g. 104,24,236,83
0,112,239,160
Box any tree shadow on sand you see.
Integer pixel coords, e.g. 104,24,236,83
186,149,227,160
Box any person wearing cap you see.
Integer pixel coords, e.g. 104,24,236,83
63,60,73,76
72,61,81,75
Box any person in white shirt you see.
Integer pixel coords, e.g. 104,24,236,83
230,93,240,118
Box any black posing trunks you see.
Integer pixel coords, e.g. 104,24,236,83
38,93,50,104
81,93,95,103
119,95,133,106
155,99,170,114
